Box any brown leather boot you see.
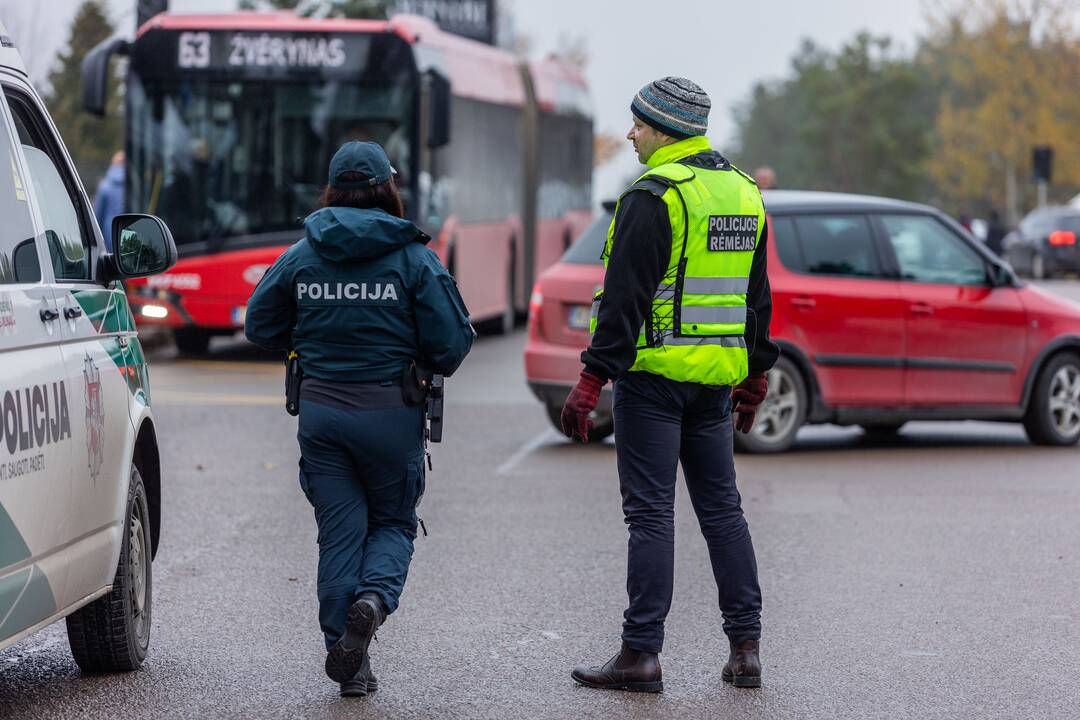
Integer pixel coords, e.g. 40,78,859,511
722,639,761,688
571,643,663,693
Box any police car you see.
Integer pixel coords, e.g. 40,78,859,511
1,25,176,670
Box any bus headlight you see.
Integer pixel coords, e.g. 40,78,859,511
141,304,169,319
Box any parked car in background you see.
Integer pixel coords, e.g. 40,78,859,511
525,203,612,441
1003,206,1080,279
525,189,1080,453
1,25,175,669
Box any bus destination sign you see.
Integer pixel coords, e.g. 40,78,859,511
178,31,348,70
394,0,496,45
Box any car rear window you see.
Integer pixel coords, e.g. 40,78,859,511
791,214,882,277
769,216,801,271
1057,215,1080,233
562,212,611,265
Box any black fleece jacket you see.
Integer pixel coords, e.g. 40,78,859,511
581,152,779,383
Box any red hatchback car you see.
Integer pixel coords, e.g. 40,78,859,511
525,191,1080,452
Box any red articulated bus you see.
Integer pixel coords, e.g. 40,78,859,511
83,12,593,354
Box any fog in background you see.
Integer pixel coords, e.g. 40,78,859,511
3,0,929,198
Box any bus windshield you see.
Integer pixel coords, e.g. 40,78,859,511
129,74,414,248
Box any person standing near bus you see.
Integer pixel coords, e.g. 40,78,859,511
245,141,474,697
93,151,124,250
563,77,778,692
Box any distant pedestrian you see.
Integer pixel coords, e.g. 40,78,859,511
753,165,777,190
244,141,474,698
94,151,124,249
565,77,777,693
985,209,1006,256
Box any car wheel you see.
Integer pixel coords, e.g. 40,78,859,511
733,357,807,454
861,422,906,438
174,327,211,355
1023,352,1080,446
545,403,614,443
66,464,153,672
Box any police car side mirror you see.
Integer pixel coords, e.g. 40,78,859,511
105,214,178,280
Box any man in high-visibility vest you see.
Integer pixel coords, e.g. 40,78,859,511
564,77,778,693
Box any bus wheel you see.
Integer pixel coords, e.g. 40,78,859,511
174,328,211,356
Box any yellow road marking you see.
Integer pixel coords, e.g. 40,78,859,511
169,360,283,372
153,390,282,406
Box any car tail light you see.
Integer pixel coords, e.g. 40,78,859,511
527,282,543,330
1049,230,1077,246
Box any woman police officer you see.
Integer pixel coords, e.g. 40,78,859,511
245,141,474,696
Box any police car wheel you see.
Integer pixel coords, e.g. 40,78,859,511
66,465,153,672
733,357,807,454
545,403,614,443
1023,352,1080,446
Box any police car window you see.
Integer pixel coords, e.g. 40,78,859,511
793,215,881,277
0,100,39,284
562,212,611,265
880,214,988,286
6,90,92,282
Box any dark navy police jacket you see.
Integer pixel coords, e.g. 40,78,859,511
245,206,474,382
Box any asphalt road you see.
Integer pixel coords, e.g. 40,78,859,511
2,284,1080,719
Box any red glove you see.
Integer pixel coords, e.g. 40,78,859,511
732,372,768,434
561,370,605,443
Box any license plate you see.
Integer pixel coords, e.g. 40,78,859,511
232,306,247,326
568,305,591,330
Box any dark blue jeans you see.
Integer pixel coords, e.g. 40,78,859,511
297,387,425,650
613,371,762,654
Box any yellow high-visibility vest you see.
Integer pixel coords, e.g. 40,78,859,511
590,136,764,386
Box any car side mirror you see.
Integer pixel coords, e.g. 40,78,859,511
988,263,1015,288
107,214,178,279
11,238,42,283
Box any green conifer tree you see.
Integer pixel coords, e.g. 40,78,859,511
44,0,122,190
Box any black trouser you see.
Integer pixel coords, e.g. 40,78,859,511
613,371,762,654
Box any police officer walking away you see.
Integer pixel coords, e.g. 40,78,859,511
564,78,778,692
245,142,474,697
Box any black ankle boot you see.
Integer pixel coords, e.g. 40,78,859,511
722,639,761,688
326,593,386,683
571,643,663,693
340,654,379,697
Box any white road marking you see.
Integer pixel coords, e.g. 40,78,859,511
496,429,561,476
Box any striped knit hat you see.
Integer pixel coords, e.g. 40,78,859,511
631,77,710,140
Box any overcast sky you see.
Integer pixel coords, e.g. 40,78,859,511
2,0,931,196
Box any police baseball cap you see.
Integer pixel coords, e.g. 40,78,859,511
328,141,397,188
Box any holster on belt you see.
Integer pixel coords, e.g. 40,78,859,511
285,350,302,416
402,362,445,443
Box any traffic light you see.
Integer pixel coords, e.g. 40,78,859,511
1033,146,1054,183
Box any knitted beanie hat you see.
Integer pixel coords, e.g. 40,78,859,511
631,77,710,140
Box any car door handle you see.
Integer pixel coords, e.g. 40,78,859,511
791,296,817,309
39,308,60,322
64,306,83,320
910,303,935,316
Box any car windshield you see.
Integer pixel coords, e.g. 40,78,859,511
562,212,612,265
1020,210,1080,237
129,61,414,247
